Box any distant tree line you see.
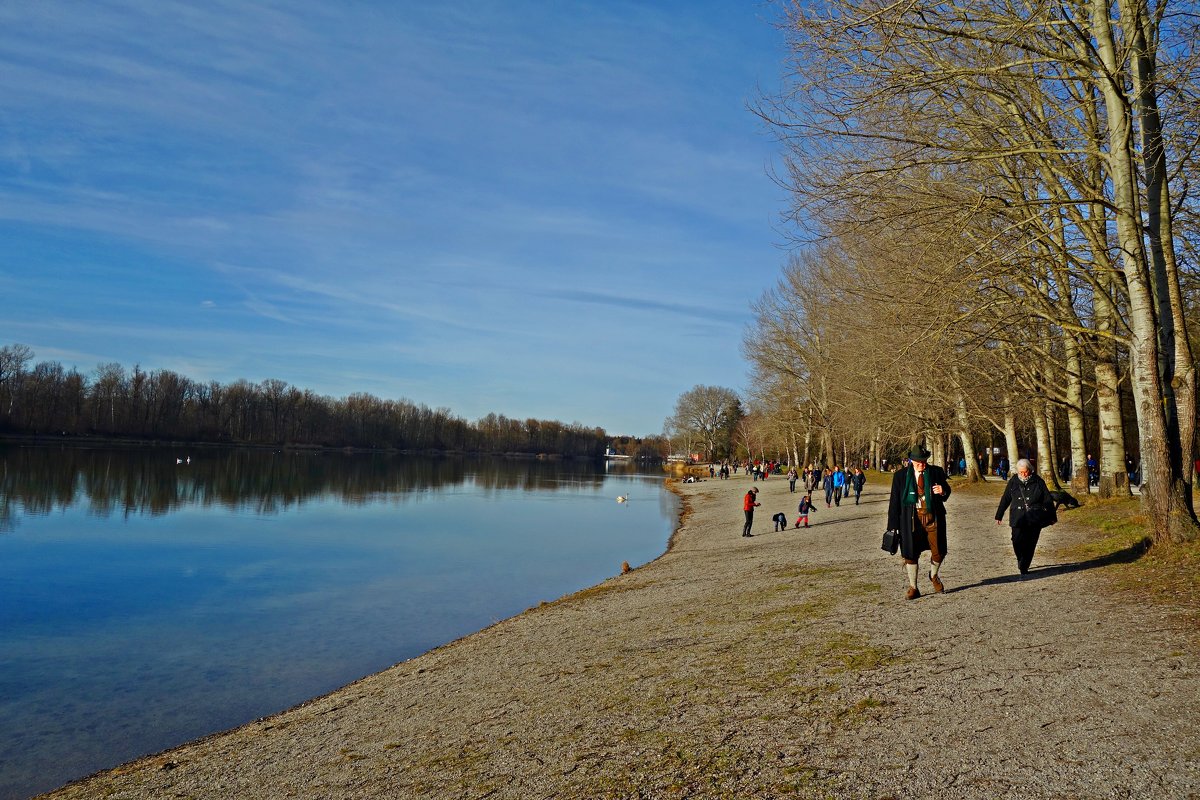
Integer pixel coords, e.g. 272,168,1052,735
0,343,637,457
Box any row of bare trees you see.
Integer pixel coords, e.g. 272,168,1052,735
747,0,1199,544
0,343,609,456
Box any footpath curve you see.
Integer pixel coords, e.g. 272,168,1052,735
41,474,1199,799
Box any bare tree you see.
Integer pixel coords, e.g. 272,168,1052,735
0,343,34,422
664,385,744,462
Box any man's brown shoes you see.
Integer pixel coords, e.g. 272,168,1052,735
905,586,920,600
929,573,945,593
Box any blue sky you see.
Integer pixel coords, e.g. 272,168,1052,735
1,1,788,436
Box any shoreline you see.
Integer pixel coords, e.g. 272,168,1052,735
39,474,1200,799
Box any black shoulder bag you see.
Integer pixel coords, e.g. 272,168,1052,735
882,529,900,554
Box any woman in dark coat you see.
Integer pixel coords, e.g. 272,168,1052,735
994,458,1054,575
887,445,952,599
821,468,835,507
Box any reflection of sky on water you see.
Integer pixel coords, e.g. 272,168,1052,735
0,450,675,800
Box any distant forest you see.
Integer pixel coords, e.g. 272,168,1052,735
0,343,666,458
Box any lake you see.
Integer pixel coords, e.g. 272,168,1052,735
0,445,677,800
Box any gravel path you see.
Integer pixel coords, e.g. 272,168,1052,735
40,474,1199,799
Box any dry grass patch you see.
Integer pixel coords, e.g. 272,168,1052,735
1058,495,1198,622
578,734,760,800
753,601,835,634
559,578,645,605
811,633,897,673
771,565,843,579
833,695,893,724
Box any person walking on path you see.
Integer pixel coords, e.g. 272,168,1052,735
795,493,816,528
787,467,798,493
822,468,834,507
742,487,760,537
832,466,846,506
994,458,1055,575
887,445,952,600
850,467,866,504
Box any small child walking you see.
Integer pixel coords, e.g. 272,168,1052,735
795,493,816,528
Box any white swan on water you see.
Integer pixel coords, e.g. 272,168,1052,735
616,494,628,503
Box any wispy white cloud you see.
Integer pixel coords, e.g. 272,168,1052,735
541,289,734,324
0,0,787,433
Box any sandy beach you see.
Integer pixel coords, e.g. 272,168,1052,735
40,473,1199,799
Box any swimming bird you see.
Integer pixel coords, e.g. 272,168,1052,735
616,494,628,503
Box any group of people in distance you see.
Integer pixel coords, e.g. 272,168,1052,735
741,445,1059,600
741,464,866,537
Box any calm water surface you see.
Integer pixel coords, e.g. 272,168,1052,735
0,446,676,799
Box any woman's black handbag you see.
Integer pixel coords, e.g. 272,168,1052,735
1031,502,1058,527
882,529,900,554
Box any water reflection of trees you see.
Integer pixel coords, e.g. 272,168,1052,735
0,446,609,528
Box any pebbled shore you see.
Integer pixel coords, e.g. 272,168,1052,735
40,474,1200,799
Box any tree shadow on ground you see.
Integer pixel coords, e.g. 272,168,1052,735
761,515,874,535
806,515,873,529
845,498,885,506
947,536,1152,593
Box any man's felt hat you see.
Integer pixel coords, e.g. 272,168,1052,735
907,445,931,462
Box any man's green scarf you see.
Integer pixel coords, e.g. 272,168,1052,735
903,466,934,508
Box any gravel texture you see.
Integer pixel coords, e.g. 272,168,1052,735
39,475,1199,799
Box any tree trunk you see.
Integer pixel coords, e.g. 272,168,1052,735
1094,291,1129,499
959,431,980,481
1045,403,1063,489
1003,397,1019,473
1064,334,1090,495
1033,399,1053,483
1126,0,1197,524
1091,0,1195,542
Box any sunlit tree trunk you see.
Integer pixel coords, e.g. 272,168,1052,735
1091,0,1195,540
1126,0,1196,517
1003,395,1019,472
1033,397,1052,482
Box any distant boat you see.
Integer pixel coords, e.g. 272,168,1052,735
604,447,632,460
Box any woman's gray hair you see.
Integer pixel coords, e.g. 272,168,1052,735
1015,458,1033,473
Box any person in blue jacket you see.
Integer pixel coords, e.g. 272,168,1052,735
832,465,846,506
822,468,835,507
